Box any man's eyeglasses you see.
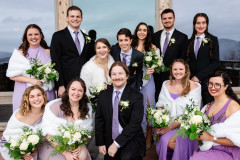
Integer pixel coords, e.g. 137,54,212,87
207,82,223,90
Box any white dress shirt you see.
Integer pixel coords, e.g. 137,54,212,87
160,28,175,53
67,26,85,52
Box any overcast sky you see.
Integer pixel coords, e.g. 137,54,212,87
0,0,239,53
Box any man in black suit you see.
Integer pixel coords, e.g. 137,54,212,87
111,28,144,92
152,9,188,100
95,61,146,160
50,6,95,97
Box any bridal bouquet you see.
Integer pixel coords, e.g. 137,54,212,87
177,99,211,145
147,106,172,141
26,58,59,84
50,123,93,157
89,81,112,112
5,126,43,159
143,48,169,80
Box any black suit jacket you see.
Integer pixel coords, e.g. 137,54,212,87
50,27,95,88
188,35,220,90
152,29,188,99
110,45,144,91
95,86,145,157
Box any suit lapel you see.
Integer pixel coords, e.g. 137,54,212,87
157,30,163,55
64,27,79,56
107,87,114,120
80,31,88,57
164,29,177,57
119,87,130,113
130,48,137,66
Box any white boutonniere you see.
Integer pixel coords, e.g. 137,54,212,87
169,38,175,46
132,62,138,67
119,100,129,112
202,38,210,46
85,35,91,44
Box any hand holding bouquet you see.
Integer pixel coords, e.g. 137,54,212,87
147,106,172,141
50,123,93,157
5,126,43,159
143,48,169,80
177,99,211,146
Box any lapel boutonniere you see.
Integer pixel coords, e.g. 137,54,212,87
169,38,175,46
85,35,91,44
202,38,210,46
119,100,129,112
132,62,138,67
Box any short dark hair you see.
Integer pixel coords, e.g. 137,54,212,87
109,61,130,77
117,28,132,40
67,6,82,17
88,29,96,40
94,38,111,52
161,8,175,19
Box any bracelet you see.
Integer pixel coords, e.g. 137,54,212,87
213,136,217,143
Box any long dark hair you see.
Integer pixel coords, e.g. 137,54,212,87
169,59,191,96
208,71,240,104
60,78,89,119
19,24,49,57
187,13,213,59
132,22,151,52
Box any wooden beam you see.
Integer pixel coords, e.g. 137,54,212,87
155,0,172,31
54,0,72,31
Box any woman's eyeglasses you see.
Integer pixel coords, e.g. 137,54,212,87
207,82,223,90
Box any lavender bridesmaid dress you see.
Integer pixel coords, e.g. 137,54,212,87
12,46,55,112
156,93,198,160
190,99,240,160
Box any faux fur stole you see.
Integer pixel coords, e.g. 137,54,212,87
199,107,240,151
156,80,202,117
6,49,54,91
42,98,93,136
3,109,42,140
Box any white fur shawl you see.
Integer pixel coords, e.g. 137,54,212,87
156,80,202,117
199,107,240,151
3,110,42,140
6,49,54,91
41,98,93,136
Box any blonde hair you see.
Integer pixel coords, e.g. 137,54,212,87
19,85,48,116
169,59,191,96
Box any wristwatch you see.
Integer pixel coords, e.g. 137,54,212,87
213,136,217,143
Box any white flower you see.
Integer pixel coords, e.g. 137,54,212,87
153,111,162,120
63,131,71,139
10,139,19,148
157,59,163,66
73,132,81,141
162,115,170,123
145,56,152,62
44,67,51,74
147,52,152,56
96,84,105,92
37,66,43,71
202,38,208,43
184,110,188,115
132,62,138,67
19,141,29,150
121,101,129,107
25,131,32,136
27,135,39,145
189,115,203,125
170,38,175,44
151,64,157,69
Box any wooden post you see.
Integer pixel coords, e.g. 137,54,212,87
155,0,172,31
54,0,72,31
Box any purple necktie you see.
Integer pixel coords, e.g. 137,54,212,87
122,54,127,65
112,91,120,140
194,37,201,58
163,32,169,55
74,31,81,55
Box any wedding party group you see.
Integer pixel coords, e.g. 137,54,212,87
0,5,240,160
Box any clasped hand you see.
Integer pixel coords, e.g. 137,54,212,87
155,126,171,135
99,143,118,158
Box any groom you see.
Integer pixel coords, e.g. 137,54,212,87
95,61,146,160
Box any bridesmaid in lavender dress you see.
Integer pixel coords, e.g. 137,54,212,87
0,85,48,160
132,22,159,148
38,78,92,160
155,59,202,160
6,24,55,112
190,71,240,160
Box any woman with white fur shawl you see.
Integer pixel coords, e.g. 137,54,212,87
190,71,240,160
155,59,202,160
38,78,93,160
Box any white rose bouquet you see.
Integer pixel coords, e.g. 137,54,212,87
147,106,172,141
88,81,112,112
50,123,93,157
143,48,169,80
5,126,43,159
26,58,59,84
177,99,211,146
